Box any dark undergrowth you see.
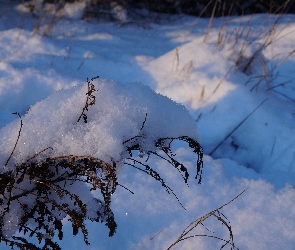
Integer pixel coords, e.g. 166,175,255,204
20,0,295,17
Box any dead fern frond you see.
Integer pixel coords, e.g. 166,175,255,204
0,154,118,249
123,134,203,209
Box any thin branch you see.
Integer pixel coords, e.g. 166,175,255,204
209,99,268,156
5,112,23,166
167,189,247,250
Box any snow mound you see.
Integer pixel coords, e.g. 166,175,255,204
0,78,197,170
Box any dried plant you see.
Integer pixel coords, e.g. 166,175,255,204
167,189,247,250
77,76,98,123
182,1,295,106
0,77,203,249
209,99,268,156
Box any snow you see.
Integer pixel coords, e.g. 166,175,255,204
1,2,295,249
0,79,197,169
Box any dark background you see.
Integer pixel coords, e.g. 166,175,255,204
41,0,295,16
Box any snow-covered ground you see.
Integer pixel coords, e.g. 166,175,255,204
1,2,295,249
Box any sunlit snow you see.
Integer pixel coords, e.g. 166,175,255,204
0,1,295,249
